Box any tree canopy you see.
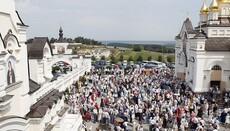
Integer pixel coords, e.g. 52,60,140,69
26,36,102,45
157,55,163,62
101,55,106,60
91,55,97,61
147,56,152,61
133,45,142,52
128,56,133,62
136,55,143,62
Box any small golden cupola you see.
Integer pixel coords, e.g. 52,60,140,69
200,1,209,14
209,0,219,11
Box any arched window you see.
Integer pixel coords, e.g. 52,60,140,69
211,65,221,70
179,52,188,67
182,33,187,53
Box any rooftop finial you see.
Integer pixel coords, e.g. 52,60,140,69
58,25,64,42
210,0,219,11
200,0,209,14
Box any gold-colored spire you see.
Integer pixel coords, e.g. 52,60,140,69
209,0,219,11
200,1,209,14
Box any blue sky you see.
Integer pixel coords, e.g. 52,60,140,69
15,0,210,41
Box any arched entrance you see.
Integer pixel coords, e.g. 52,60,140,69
51,61,72,81
210,65,222,90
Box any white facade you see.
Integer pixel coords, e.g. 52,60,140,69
0,0,91,130
175,0,230,92
0,0,30,121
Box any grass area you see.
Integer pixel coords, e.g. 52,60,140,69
68,44,175,63
108,48,175,63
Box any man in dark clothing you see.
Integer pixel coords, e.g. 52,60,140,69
221,111,227,124
197,108,203,118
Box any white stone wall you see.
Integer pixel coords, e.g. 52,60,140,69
0,0,30,119
202,52,230,91
58,114,84,131
2,82,23,117
0,117,30,131
206,27,230,37
29,59,39,83
0,0,28,44
0,57,6,98
51,55,72,66
53,42,69,55
29,118,43,131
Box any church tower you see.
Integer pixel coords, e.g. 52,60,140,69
200,1,209,25
175,0,230,92
208,0,220,25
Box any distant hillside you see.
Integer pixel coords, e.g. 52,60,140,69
101,40,175,45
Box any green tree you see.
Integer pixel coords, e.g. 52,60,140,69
101,55,106,60
91,55,97,61
110,54,116,64
74,36,84,43
128,56,133,62
166,55,172,63
147,56,152,61
74,36,102,45
136,55,143,62
65,88,70,95
25,38,34,44
133,45,142,52
67,38,73,43
49,37,57,43
158,55,163,62
119,54,124,62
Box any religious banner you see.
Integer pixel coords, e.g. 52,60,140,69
57,46,65,54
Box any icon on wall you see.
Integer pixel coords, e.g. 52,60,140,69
57,46,65,54
6,58,16,85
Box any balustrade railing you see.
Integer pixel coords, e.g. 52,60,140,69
32,65,90,105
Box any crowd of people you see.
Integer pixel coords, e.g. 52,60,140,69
66,65,230,131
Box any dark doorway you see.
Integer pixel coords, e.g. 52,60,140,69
210,81,221,89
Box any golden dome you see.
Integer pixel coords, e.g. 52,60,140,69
218,0,230,3
209,0,219,11
200,1,209,14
